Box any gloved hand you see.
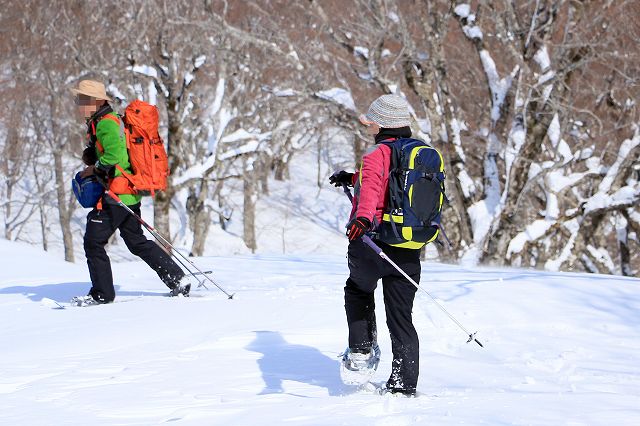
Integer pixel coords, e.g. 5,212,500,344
94,162,115,188
82,146,98,166
329,170,354,187
346,217,371,240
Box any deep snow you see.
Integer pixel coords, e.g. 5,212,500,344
1,238,640,425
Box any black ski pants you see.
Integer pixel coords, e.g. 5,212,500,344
345,238,421,392
84,202,184,302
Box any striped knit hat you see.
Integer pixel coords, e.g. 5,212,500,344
364,95,411,128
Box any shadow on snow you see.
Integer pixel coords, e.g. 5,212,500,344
0,282,166,303
246,330,345,397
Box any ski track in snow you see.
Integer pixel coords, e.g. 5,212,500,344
1,239,640,425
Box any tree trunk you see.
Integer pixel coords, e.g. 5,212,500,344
154,189,172,248
243,158,257,252
2,119,21,240
403,7,474,253
53,151,74,262
257,155,270,195
619,226,631,276
39,203,48,251
155,71,185,244
482,84,560,265
274,158,290,181
189,180,211,256
4,184,12,240
36,181,48,252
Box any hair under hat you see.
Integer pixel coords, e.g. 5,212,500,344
364,95,411,128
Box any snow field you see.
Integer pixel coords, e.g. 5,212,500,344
1,238,640,425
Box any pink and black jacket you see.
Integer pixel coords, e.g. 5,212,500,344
349,128,413,226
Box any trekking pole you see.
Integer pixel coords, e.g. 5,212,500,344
341,182,354,202
362,235,483,348
104,191,235,299
339,183,482,347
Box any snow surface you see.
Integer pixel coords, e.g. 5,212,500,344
478,50,515,124
533,46,551,71
507,219,554,257
467,199,498,245
273,88,296,97
454,5,482,41
127,65,158,79
354,46,369,59
463,25,483,40
2,238,640,425
316,88,357,112
544,219,580,272
454,4,471,18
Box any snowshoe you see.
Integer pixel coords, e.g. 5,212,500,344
70,295,104,307
340,343,381,386
169,282,191,297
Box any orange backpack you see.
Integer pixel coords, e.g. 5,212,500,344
100,100,169,196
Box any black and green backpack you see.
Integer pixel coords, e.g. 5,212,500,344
377,138,447,249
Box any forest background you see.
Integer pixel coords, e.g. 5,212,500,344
1,0,638,276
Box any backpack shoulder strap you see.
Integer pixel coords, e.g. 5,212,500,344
99,113,120,126
98,113,126,145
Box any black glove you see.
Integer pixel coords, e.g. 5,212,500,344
82,146,98,166
346,217,371,241
94,162,115,188
329,170,354,187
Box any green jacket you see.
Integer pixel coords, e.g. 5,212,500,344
95,112,142,206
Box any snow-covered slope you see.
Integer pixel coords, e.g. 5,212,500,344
1,238,639,425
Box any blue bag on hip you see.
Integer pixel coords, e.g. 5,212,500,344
72,172,104,208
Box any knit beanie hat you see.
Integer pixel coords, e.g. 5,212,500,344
364,95,411,128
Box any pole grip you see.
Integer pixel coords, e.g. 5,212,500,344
361,235,383,255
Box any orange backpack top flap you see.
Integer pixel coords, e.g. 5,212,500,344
124,100,160,140
120,100,169,195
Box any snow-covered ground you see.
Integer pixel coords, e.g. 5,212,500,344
1,238,640,425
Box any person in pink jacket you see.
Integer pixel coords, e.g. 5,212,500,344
330,95,421,396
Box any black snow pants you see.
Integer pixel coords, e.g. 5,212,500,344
345,238,421,392
84,202,184,303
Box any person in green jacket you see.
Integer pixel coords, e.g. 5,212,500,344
71,80,189,306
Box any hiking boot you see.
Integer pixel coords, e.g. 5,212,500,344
380,386,417,397
384,374,417,397
379,388,417,397
169,281,191,297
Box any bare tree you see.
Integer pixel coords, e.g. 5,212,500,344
1,0,637,275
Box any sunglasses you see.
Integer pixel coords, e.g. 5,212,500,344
74,94,94,106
